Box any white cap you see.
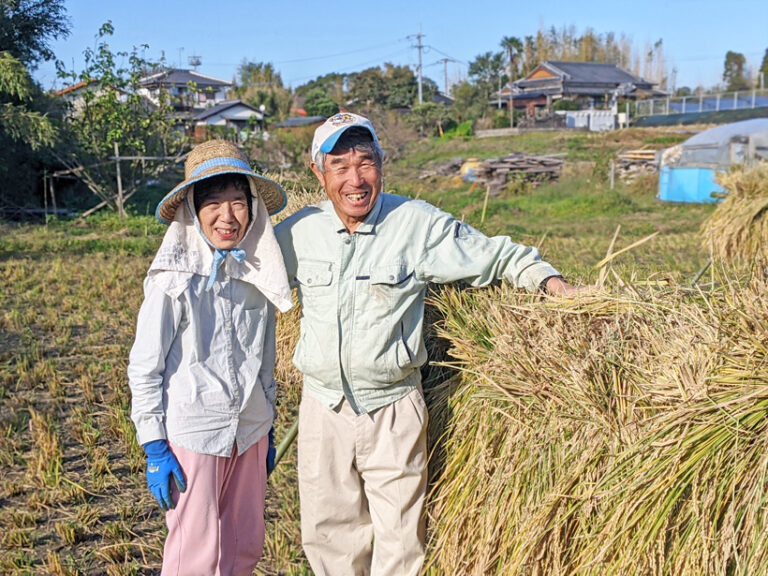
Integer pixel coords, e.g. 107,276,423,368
311,112,380,165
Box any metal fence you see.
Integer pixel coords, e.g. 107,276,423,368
635,89,768,117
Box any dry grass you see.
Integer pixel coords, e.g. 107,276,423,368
423,266,768,575
701,162,768,264
1,160,760,575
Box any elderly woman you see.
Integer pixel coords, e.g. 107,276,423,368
127,140,292,575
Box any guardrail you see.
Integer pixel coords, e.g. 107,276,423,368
635,89,768,117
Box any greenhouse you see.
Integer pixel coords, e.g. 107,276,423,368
658,118,768,202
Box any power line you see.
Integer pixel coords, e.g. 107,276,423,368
284,48,412,86
273,40,407,65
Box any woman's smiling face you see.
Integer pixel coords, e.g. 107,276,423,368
196,184,250,249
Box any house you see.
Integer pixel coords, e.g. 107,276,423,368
432,92,454,106
55,81,91,115
55,80,146,117
272,115,326,130
192,99,267,142
500,61,665,113
138,68,232,114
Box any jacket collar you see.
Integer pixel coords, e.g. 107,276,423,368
323,193,384,235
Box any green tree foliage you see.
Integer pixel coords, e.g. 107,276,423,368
514,26,634,77
0,50,55,149
0,0,69,67
246,124,315,171
347,63,433,109
723,50,750,91
303,87,338,117
468,51,505,117
406,102,448,137
759,48,768,88
55,22,181,213
0,0,69,214
449,80,482,123
295,72,347,104
348,66,389,107
500,35,522,84
382,63,419,108
233,60,292,120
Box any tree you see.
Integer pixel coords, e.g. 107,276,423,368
0,0,69,67
0,49,60,214
468,51,506,117
0,50,55,149
55,22,181,215
723,50,750,91
233,60,292,120
348,66,389,107
521,35,537,76
346,63,432,110
449,80,482,123
500,36,522,85
304,87,338,117
0,0,69,213
406,102,447,137
295,72,347,105
759,48,768,89
382,63,418,108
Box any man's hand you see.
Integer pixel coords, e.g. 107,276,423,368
545,276,599,297
144,440,186,511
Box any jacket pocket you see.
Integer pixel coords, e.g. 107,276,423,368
295,260,333,288
296,260,335,319
369,263,413,287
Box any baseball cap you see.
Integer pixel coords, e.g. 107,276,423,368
311,112,380,165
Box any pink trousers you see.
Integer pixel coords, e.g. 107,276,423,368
161,437,268,576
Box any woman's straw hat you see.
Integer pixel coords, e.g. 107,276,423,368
156,139,287,224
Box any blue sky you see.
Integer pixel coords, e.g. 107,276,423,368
34,0,768,93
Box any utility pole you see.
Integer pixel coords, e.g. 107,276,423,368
670,67,677,94
437,58,451,95
408,30,424,104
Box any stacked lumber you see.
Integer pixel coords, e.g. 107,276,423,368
615,148,659,182
472,153,564,194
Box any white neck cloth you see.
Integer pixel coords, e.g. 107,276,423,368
147,193,293,313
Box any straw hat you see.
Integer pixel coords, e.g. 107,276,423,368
156,140,287,224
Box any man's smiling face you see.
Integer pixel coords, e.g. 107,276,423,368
312,146,382,233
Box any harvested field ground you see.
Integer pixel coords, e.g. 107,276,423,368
3,128,755,575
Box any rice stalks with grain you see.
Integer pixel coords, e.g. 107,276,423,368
423,271,768,575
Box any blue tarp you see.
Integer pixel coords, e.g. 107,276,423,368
658,166,724,203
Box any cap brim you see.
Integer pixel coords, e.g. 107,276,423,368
320,127,349,154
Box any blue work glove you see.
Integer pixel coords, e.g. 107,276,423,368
143,440,186,511
266,427,276,475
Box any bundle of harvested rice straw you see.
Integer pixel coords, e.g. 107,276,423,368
422,273,768,576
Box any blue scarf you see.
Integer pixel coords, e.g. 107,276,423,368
207,248,246,289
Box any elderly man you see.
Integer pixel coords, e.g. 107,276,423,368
275,112,583,575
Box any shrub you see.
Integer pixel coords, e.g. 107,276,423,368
442,120,473,140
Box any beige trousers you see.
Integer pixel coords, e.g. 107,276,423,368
298,387,429,576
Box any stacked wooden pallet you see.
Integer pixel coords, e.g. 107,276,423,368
473,153,565,194
615,148,659,182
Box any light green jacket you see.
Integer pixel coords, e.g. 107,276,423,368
275,193,560,414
